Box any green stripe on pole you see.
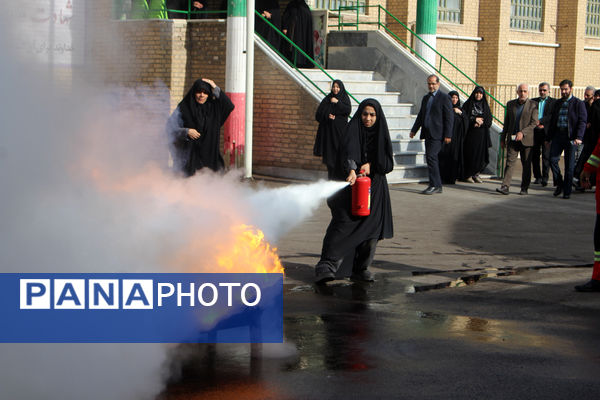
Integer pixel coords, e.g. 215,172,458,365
416,0,437,35
228,0,247,17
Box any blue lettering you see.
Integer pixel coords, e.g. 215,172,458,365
125,283,149,306
26,283,46,306
56,283,81,306
93,282,114,306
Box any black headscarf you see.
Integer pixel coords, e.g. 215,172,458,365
179,79,215,133
315,80,351,122
448,90,461,108
171,78,234,174
329,80,350,108
345,98,394,175
464,86,490,120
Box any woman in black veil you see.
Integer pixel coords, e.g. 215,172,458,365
281,0,314,68
315,99,394,284
461,86,492,183
167,78,234,176
313,80,352,180
255,0,281,50
439,91,467,184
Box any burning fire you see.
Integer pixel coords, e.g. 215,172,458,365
216,224,284,274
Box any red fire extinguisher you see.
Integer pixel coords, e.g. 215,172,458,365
352,170,371,216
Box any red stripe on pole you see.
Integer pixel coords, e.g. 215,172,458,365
224,92,246,166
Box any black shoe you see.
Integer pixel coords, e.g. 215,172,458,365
422,186,442,195
519,188,528,195
533,178,541,184
574,279,600,292
541,180,548,187
553,186,563,197
496,185,509,195
562,194,570,199
314,269,335,285
350,269,375,282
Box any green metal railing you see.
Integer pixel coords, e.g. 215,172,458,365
331,5,507,176
113,0,226,20
255,10,360,105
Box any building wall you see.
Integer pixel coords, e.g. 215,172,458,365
253,49,321,172
435,0,480,85
86,12,322,174
582,35,600,87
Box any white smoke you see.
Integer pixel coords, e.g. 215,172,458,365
0,4,343,400
248,180,348,241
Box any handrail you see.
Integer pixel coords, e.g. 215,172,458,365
254,10,360,105
117,0,226,20
332,4,506,176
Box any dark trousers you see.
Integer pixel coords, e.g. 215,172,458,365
550,134,577,196
316,238,378,276
425,138,443,188
531,127,550,182
502,141,533,189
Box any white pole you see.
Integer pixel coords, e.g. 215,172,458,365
245,0,255,179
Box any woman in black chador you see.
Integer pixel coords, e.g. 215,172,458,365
439,91,467,184
167,78,234,176
461,86,492,183
281,0,314,68
315,99,394,284
313,80,352,180
256,0,282,50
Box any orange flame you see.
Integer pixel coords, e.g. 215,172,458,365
216,224,284,274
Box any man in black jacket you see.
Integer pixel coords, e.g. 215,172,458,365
410,75,454,195
531,82,556,187
547,79,587,199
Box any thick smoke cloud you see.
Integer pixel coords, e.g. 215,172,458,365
0,3,344,399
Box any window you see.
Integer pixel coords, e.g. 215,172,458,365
438,0,462,24
586,0,600,37
510,0,543,31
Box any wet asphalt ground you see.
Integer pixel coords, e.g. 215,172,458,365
161,173,600,400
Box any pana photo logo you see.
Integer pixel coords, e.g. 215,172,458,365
1,273,283,343
20,278,263,309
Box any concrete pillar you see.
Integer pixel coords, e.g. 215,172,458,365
415,0,437,66
225,0,247,166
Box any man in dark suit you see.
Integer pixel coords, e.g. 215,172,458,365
547,79,587,199
531,82,556,187
410,74,454,195
496,83,539,195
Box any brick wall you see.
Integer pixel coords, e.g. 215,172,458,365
582,36,600,87
252,48,321,173
85,8,322,176
435,0,479,84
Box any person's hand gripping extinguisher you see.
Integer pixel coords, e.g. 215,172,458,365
348,163,371,216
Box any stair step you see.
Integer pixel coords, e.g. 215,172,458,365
351,92,402,104
394,152,425,165
299,68,376,81
387,165,429,184
392,139,425,152
385,116,415,129
313,79,388,93
390,128,415,139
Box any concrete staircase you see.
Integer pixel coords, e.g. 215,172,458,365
300,68,428,183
